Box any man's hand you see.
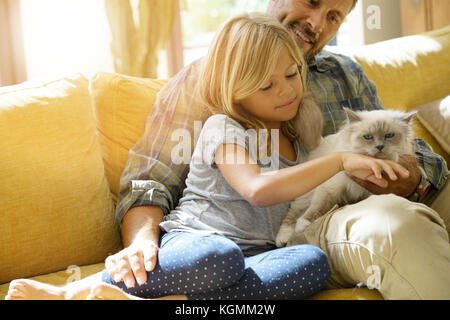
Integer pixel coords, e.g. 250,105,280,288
105,239,159,289
349,154,421,198
105,205,164,289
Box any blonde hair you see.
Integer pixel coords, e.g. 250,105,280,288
199,12,323,153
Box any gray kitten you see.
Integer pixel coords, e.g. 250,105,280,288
276,108,415,247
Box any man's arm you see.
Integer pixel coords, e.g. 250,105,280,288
105,205,164,289
104,59,207,289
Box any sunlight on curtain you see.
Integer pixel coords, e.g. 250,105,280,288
20,0,113,79
19,0,113,81
105,0,176,78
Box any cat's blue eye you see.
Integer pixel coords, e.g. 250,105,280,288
363,134,373,140
385,133,395,139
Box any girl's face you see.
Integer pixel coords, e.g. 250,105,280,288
237,48,303,130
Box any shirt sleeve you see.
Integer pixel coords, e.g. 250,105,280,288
115,179,174,229
353,59,384,111
409,138,449,202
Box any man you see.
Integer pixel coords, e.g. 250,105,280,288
104,0,450,299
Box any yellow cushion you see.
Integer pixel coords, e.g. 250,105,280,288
0,74,121,284
89,72,168,201
328,25,450,112
0,263,105,300
309,288,383,300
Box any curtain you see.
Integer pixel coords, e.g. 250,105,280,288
0,0,26,86
105,0,177,78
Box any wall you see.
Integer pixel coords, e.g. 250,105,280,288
345,0,403,45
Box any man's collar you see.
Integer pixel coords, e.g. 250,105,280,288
307,51,335,72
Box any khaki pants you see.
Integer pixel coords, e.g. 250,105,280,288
293,181,450,300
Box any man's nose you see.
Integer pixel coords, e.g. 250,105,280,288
306,9,326,35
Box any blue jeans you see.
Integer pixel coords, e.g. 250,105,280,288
101,232,330,300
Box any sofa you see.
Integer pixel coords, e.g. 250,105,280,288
1,25,449,301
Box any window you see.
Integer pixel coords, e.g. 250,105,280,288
19,0,114,81
180,0,270,66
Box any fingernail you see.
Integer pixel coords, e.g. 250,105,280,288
125,279,134,288
137,275,145,285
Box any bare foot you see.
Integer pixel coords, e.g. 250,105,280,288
5,279,65,300
86,283,145,300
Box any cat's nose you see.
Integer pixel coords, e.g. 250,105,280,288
376,145,384,151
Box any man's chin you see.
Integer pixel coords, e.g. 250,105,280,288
297,42,321,61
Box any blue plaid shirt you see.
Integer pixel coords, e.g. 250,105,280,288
115,50,448,227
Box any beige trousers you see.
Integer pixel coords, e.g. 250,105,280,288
293,181,450,300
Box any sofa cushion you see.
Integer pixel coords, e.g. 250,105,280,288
0,262,382,300
416,96,450,156
0,263,106,300
327,25,450,113
0,74,121,284
89,72,168,201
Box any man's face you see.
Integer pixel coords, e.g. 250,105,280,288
267,0,354,59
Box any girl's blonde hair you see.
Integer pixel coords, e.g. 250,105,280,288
199,12,323,153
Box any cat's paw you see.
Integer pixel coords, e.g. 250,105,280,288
295,217,311,234
275,225,294,247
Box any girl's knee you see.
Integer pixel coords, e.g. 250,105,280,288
160,234,245,288
196,235,246,285
289,244,331,277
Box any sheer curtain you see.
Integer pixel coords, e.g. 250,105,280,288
105,0,177,78
0,0,26,86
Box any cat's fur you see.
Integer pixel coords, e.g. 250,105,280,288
275,108,415,247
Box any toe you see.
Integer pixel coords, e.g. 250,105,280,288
5,289,25,300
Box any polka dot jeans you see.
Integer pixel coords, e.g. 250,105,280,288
101,232,330,300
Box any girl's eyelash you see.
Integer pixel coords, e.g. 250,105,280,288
287,72,298,78
261,84,272,91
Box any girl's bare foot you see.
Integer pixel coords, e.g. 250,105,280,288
86,283,144,300
5,279,65,300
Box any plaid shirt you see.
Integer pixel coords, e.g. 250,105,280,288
115,51,449,228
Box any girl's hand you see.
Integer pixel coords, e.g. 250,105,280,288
339,152,410,188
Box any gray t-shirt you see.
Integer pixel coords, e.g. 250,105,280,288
160,114,307,255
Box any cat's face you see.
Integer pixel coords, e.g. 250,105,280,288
342,108,414,162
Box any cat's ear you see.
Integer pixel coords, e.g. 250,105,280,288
399,111,416,123
343,107,361,122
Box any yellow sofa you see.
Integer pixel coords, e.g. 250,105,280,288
1,25,449,300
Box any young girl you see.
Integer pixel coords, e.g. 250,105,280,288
6,12,408,301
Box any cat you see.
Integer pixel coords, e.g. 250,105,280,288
275,107,415,247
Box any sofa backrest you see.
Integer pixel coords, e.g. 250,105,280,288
0,74,121,284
